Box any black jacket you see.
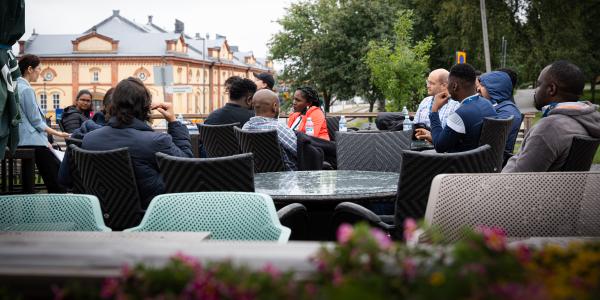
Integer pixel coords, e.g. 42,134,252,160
204,103,254,127
61,105,90,133
82,117,193,207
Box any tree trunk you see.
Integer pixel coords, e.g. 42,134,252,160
368,100,375,112
377,98,386,112
323,90,331,113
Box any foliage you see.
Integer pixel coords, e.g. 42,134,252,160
46,222,600,300
365,10,433,112
270,0,405,112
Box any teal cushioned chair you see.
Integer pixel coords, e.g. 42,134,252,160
125,192,290,243
0,194,111,231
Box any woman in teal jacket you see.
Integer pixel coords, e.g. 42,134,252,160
17,54,69,192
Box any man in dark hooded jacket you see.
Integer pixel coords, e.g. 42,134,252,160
478,71,522,162
503,61,600,172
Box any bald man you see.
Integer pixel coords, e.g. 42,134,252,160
242,89,298,171
414,68,460,128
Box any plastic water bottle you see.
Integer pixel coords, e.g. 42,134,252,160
305,117,314,136
402,106,413,132
339,115,347,132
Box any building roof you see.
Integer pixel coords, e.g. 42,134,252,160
21,10,270,71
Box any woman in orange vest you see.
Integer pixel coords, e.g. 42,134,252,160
288,86,330,141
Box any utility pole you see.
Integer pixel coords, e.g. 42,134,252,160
480,0,492,72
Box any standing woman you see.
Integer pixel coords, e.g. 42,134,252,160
17,54,69,192
288,86,330,141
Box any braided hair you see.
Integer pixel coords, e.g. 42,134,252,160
296,86,321,107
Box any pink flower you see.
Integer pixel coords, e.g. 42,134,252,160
100,278,120,299
337,223,354,244
476,226,507,252
261,263,281,279
403,218,417,242
515,244,532,264
402,258,417,281
333,267,344,286
371,228,392,249
173,251,201,269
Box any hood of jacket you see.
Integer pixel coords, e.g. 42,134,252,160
549,101,600,138
479,71,513,104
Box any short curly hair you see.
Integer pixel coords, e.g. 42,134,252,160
110,77,152,125
225,76,257,101
295,86,320,107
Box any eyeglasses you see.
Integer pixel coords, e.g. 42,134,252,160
426,80,437,86
78,99,92,103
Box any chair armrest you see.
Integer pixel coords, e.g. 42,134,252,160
277,203,306,219
334,202,394,231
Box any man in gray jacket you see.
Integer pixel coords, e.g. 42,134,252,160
503,61,600,172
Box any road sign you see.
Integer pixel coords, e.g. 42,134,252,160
165,85,193,94
153,66,173,86
456,51,467,64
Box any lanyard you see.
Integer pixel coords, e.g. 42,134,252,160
542,102,558,118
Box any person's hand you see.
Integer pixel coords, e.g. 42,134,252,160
151,102,176,123
57,132,70,138
415,128,432,143
431,91,450,112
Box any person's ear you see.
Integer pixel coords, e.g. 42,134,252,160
548,82,557,97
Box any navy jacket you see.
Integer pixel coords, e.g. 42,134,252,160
479,71,522,156
80,117,192,207
204,103,254,127
430,95,497,153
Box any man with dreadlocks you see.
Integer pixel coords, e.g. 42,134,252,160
288,86,330,141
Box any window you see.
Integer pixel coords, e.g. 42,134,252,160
39,93,47,111
43,72,53,81
52,93,60,109
138,72,147,81
92,71,99,82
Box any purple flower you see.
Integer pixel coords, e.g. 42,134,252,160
100,278,120,299
337,223,354,244
371,228,392,250
333,267,344,286
404,218,417,242
262,263,281,279
402,258,417,281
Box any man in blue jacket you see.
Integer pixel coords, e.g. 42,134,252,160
478,71,522,163
415,63,497,153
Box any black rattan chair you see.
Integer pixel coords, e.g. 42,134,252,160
479,116,513,172
234,127,287,173
64,138,84,194
197,123,240,158
70,145,144,231
277,203,309,240
156,152,255,193
326,116,340,141
336,131,411,173
560,136,600,171
332,144,496,239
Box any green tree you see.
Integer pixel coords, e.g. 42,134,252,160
366,10,433,112
269,0,405,112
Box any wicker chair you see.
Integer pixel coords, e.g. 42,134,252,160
156,152,255,193
234,127,287,173
336,131,411,173
560,136,600,171
424,172,600,243
332,145,496,239
125,192,291,242
0,194,111,231
197,123,240,158
70,145,144,231
478,116,513,172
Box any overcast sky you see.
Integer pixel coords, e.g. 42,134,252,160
19,0,295,59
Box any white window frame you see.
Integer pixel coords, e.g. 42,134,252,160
52,93,60,109
39,92,47,111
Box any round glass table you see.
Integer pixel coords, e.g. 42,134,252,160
255,170,399,204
